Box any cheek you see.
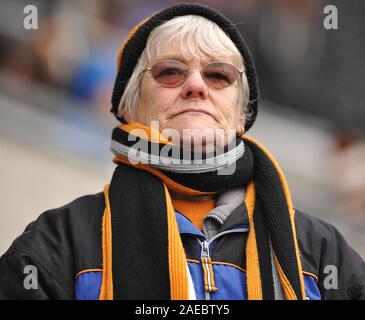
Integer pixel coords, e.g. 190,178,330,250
212,89,239,118
141,84,177,113
136,83,160,120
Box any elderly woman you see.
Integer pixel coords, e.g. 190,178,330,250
0,3,364,300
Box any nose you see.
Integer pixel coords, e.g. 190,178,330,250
180,70,208,99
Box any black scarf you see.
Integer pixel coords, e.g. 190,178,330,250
99,123,306,300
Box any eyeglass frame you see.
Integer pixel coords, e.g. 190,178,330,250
141,59,244,89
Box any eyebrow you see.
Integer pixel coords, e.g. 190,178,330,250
155,55,218,65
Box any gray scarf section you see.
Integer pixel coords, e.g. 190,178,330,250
110,139,245,174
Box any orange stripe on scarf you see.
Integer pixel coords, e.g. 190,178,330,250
113,155,215,197
117,122,171,144
273,254,298,300
99,184,114,300
164,184,189,300
244,181,263,300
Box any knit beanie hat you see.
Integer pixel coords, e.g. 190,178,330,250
110,2,259,132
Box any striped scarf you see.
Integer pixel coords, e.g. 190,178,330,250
99,123,306,300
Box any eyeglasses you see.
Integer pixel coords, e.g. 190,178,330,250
142,60,243,89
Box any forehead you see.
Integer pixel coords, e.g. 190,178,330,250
148,38,241,66
154,54,237,65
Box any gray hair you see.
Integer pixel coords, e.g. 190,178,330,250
118,15,251,122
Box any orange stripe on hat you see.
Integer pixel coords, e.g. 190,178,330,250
116,16,152,70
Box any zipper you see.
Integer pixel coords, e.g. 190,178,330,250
200,240,217,300
208,227,249,244
196,227,249,300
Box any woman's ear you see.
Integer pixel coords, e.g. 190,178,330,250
120,108,134,123
236,114,246,136
236,126,245,137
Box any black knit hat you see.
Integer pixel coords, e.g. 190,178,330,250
111,2,259,132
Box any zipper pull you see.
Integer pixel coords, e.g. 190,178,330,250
201,241,218,294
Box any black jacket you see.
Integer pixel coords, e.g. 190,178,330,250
0,192,364,299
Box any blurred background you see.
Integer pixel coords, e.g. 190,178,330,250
0,0,364,258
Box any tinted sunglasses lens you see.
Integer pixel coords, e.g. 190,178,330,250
150,61,187,87
203,62,239,89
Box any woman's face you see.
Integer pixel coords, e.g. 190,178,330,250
123,45,245,151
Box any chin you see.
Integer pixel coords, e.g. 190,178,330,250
167,124,219,153
167,117,217,133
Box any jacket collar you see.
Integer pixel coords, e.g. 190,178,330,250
175,202,249,238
